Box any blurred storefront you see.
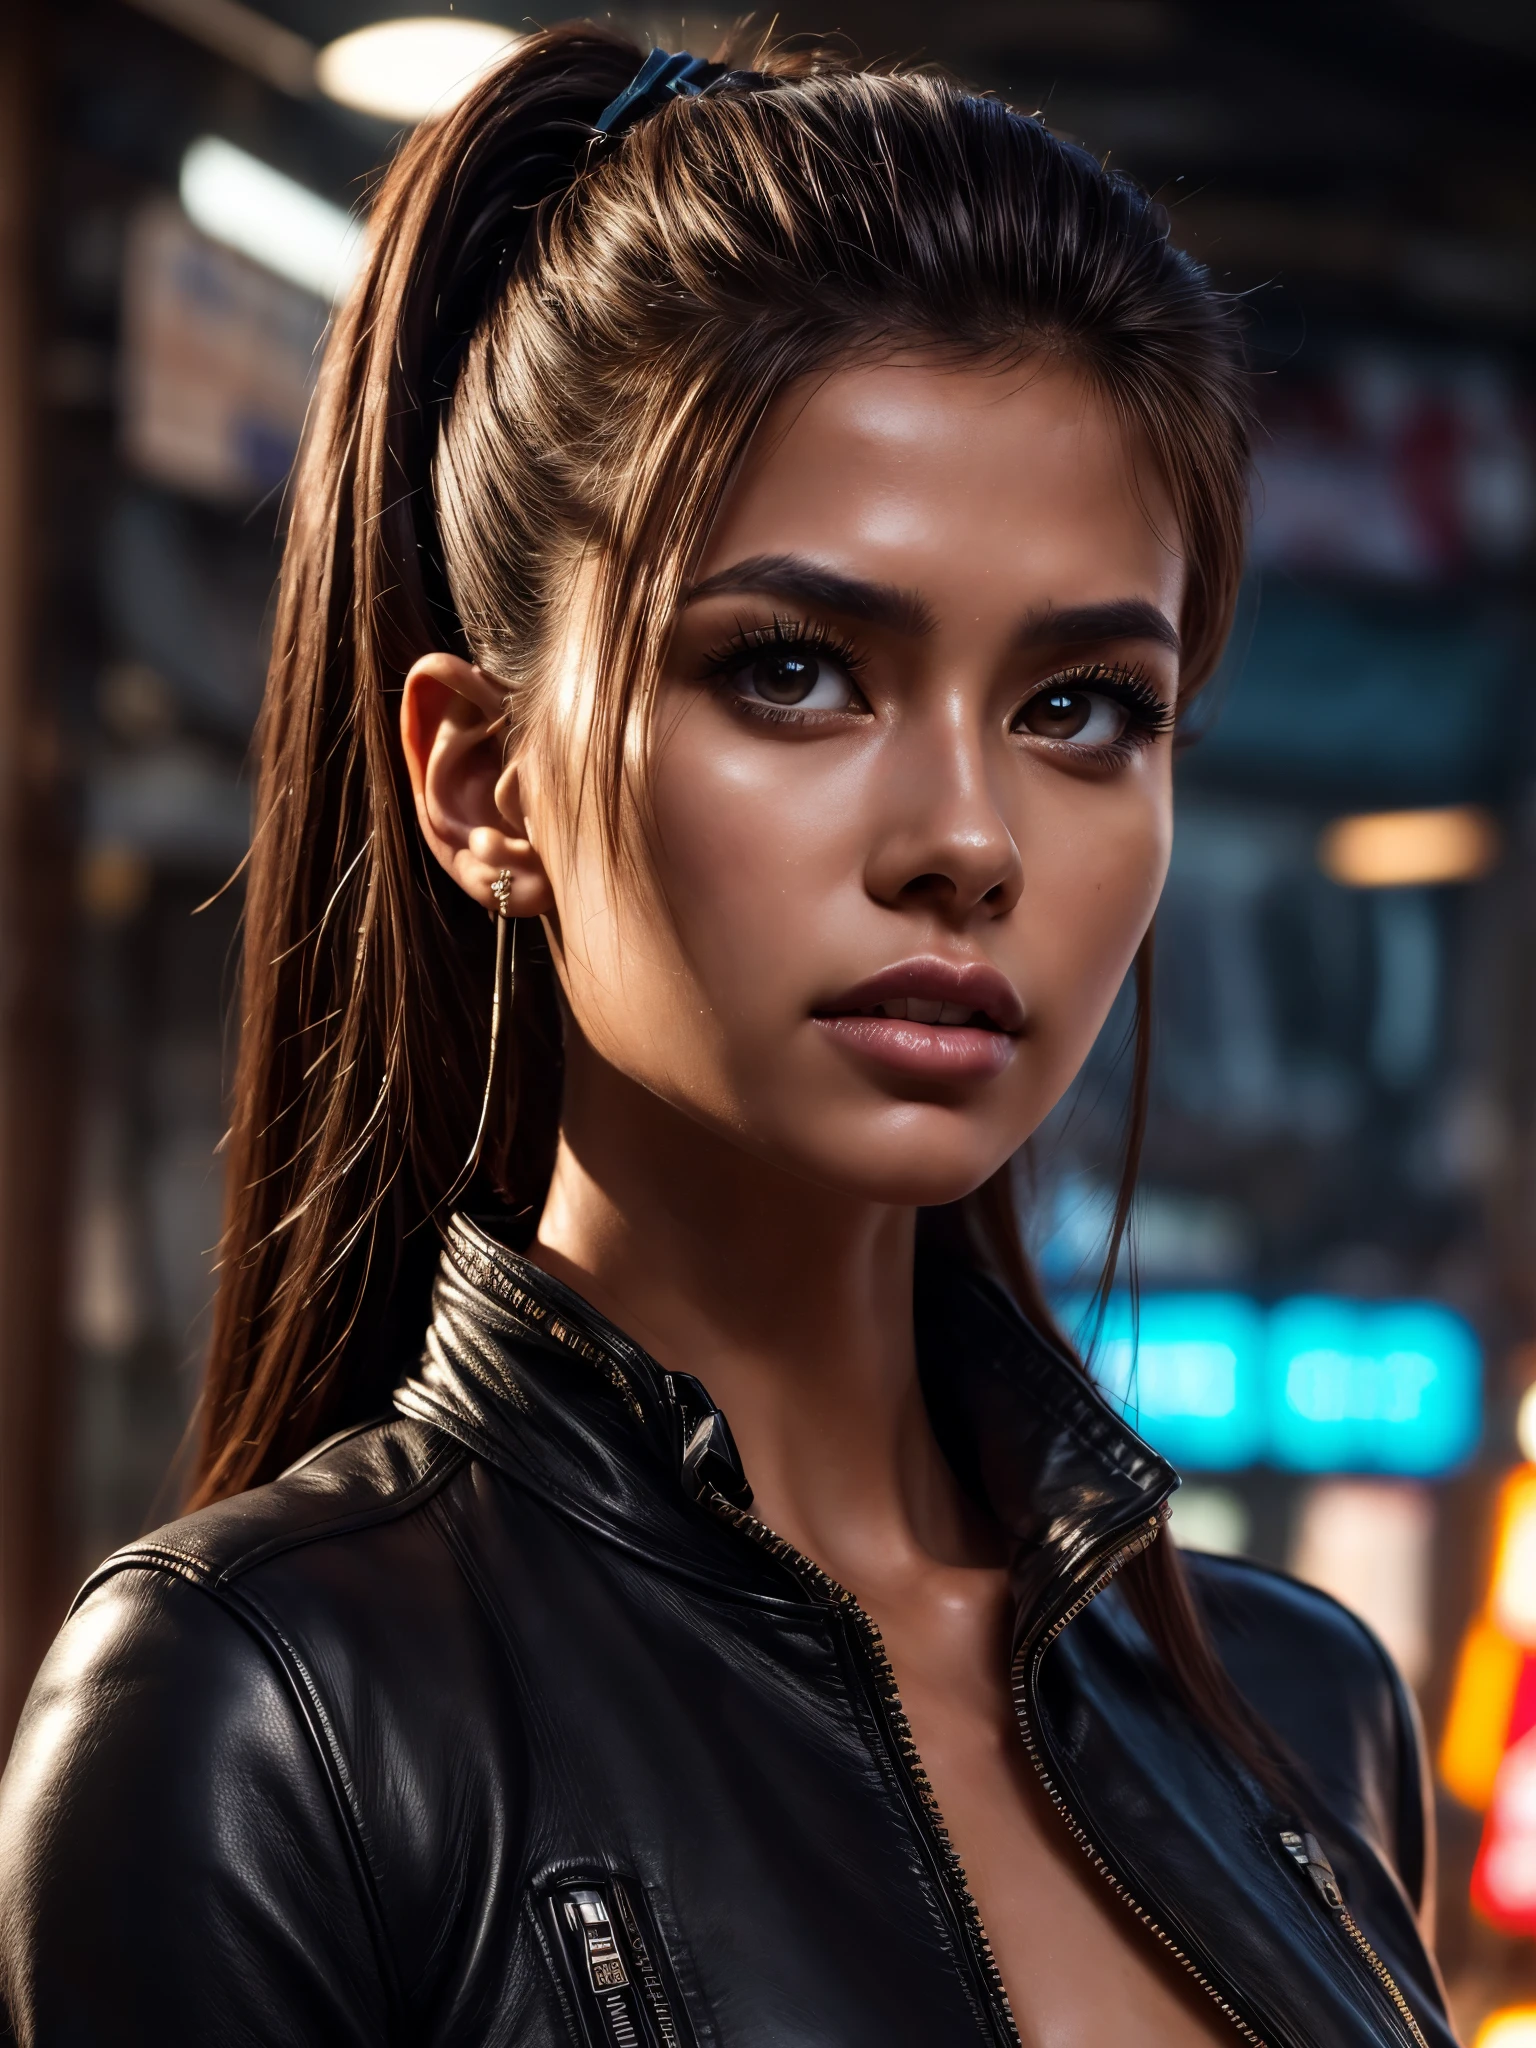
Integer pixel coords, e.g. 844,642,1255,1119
0,0,1532,2035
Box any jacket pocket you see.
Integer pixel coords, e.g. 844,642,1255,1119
543,1874,697,2048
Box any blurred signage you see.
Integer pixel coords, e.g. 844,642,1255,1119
1442,1468,1536,1937
1252,353,1535,583
1288,1479,1434,1687
121,198,326,504
1069,1292,1481,1474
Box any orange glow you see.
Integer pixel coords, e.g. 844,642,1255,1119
1475,2008,1536,2048
1491,1470,1536,1647
1441,1620,1525,1811
1439,1469,1536,1812
1318,805,1499,889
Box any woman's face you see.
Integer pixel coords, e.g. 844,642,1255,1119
526,356,1183,1206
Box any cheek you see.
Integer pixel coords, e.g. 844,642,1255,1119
1015,780,1170,1062
646,723,858,1020
547,712,855,1086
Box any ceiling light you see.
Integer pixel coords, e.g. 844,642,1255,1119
179,136,364,304
316,18,519,123
1317,804,1499,889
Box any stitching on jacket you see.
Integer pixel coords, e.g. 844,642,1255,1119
206,1435,468,1585
414,1410,820,1617
445,1220,656,1422
69,1426,467,1615
210,1576,409,2026
68,1560,408,2027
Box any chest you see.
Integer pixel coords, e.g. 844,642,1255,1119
874,1598,1243,2048
368,1500,1445,2048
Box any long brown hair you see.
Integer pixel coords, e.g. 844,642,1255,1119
194,23,1269,1769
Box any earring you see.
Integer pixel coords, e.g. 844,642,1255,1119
443,873,518,1215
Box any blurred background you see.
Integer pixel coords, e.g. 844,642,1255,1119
0,0,1531,2036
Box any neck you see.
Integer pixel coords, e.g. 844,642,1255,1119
531,1043,998,1587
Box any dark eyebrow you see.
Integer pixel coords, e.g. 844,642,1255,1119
1016,599,1182,658
682,553,937,637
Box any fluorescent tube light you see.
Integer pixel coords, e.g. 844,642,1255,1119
317,18,520,123
122,0,316,97
1318,804,1499,888
179,136,364,304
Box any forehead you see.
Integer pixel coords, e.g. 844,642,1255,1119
697,356,1185,629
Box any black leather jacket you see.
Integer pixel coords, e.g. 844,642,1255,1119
0,1216,1453,2047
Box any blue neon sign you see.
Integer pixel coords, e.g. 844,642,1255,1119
1063,1293,1481,1475
1265,1296,1481,1475
1082,1293,1267,1472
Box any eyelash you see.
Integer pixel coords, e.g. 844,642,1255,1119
1016,662,1177,759
700,616,869,721
699,621,1175,753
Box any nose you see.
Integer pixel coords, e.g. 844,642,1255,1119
863,698,1023,924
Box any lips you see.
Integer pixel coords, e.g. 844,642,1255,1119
815,958,1025,1034
812,958,1024,1082
848,995,994,1027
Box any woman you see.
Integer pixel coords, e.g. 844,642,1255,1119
0,26,1451,2048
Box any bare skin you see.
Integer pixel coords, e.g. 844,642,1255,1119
402,358,1233,2046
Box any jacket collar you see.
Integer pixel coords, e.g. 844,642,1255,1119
397,1213,1178,1634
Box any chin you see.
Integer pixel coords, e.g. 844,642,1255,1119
784,1119,1022,1210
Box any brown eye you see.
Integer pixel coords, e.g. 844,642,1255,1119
1015,687,1128,747
729,643,863,714
749,652,822,704
1020,689,1091,738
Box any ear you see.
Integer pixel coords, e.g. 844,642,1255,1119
399,652,554,918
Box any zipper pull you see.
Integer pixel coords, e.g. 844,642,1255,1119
681,1409,753,1509
564,1887,631,1993
1280,1829,1345,1914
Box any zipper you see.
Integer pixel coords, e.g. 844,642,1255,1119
547,1877,691,2048
612,1885,685,2048
696,1417,1417,2048
1279,1833,1429,2048
1008,1513,1270,2046
698,1484,1022,2047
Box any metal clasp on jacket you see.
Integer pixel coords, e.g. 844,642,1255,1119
564,1888,631,1991
1279,1830,1344,1913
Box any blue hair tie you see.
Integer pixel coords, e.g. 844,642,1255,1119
594,48,723,138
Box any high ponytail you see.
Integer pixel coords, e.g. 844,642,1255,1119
190,30,644,1505
194,23,1260,1788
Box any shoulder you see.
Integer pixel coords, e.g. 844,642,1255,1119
1182,1548,1432,1913
46,1410,499,1814
0,1416,502,2034
4,1411,472,1862
53,1412,476,1715
97,1410,465,1597
0,1535,393,2039
5,1413,477,1863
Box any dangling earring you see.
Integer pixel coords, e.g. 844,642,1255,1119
444,873,518,1215
485,871,518,1104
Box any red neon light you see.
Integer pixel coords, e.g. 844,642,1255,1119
1473,1726,1536,1936
1510,1657,1536,1753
